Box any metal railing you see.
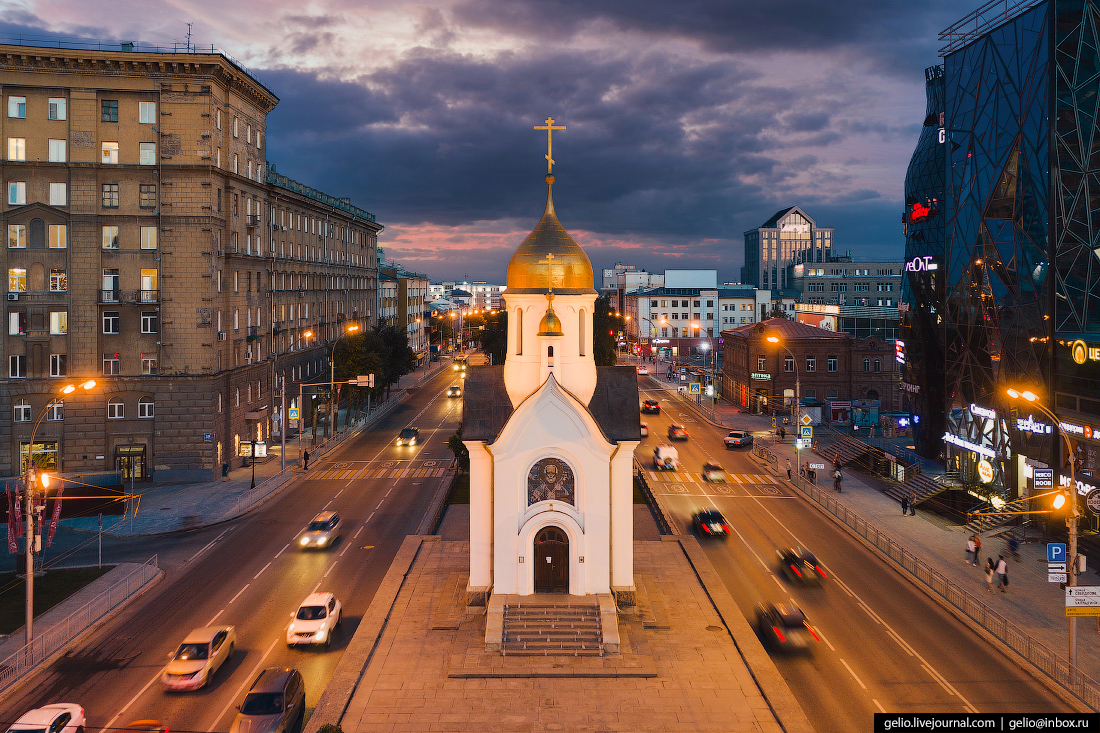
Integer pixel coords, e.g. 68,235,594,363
0,556,159,692
787,472,1100,710
224,469,292,521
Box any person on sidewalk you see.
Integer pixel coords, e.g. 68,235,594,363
974,535,982,565
996,555,1009,592
966,536,977,565
303,451,310,471
985,558,996,593
908,490,917,516
901,493,910,516
786,459,792,480
780,427,786,440
833,468,842,493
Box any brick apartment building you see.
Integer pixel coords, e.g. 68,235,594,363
1,43,381,480
720,319,901,416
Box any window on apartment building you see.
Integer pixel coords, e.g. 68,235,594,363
139,143,156,165
13,400,30,422
234,309,239,330
140,269,158,299
8,137,26,160
138,397,154,418
102,184,120,208
48,98,65,120
48,139,66,162
107,399,124,419
102,226,119,249
247,160,253,179
828,356,838,372
141,354,157,375
8,312,26,335
806,356,816,372
826,389,838,400
102,312,120,334
661,327,668,337
141,312,158,334
49,311,67,335
48,224,66,249
139,102,156,123
232,154,238,174
257,131,262,149
784,356,794,373
9,355,26,378
102,354,120,375
45,400,62,420
8,225,26,249
215,148,221,168
233,117,239,138
139,184,156,209
49,354,67,378
874,359,881,372
8,182,25,205
216,109,222,129
49,183,66,206
8,96,26,118
101,142,119,164
757,356,766,371
140,227,157,250
8,268,26,292
101,99,119,122
50,269,67,291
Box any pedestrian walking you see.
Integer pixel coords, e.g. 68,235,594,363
907,490,917,515
1007,535,1020,561
221,462,229,482
780,427,786,440
833,468,842,493
974,535,982,564
786,459,792,480
966,536,977,565
901,493,910,515
985,558,995,593
303,450,310,471
996,555,1009,592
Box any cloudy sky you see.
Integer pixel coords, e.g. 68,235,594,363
3,0,970,283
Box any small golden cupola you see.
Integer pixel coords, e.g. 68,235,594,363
537,293,564,336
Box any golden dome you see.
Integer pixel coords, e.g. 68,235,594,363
506,179,596,295
537,295,564,336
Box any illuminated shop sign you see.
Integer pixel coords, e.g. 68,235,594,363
652,339,670,344
751,372,772,380
905,255,939,272
977,459,995,483
901,382,921,393
895,340,906,365
1060,474,1098,497
942,432,996,458
1016,414,1052,435
969,403,997,420
1059,421,1094,440
1070,339,1100,365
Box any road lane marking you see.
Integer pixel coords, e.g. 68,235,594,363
253,562,271,580
353,526,364,539
102,661,167,733
840,659,867,690
229,584,250,604
386,486,394,496
208,609,224,625
367,512,375,522
186,538,220,564
335,488,345,497
872,699,886,713
857,600,881,624
376,500,385,509
210,638,281,731
323,561,338,578
324,500,333,509
814,627,836,652
923,663,954,696
275,542,290,558
340,542,353,556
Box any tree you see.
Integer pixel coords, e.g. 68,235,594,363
592,294,620,366
768,304,793,320
480,310,508,365
448,424,469,471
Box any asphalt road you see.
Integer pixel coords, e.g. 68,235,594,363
635,381,1068,731
0,364,465,733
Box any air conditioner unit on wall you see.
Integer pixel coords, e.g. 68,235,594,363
6,293,17,301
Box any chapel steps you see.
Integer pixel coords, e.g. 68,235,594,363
501,603,603,656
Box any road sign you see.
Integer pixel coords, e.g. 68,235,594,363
1048,563,1067,573
1050,574,1068,583
796,439,808,449
689,383,702,394
288,407,300,420
1065,587,1100,606
1048,543,1067,563
1065,606,1100,617
801,414,812,426
801,426,813,439
203,432,213,443
810,463,825,470
1034,468,1054,489
772,417,777,428
356,374,375,387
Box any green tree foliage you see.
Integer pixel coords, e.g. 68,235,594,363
332,324,416,410
593,294,620,366
767,304,793,321
448,424,470,471
480,310,508,365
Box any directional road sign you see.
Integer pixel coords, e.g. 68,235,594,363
1065,607,1100,617
1048,543,1067,563
1065,586,1100,606
1050,574,1068,584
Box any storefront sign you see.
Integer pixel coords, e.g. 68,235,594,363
943,431,996,458
1070,339,1100,365
1016,414,1053,435
970,403,997,420
895,340,906,365
652,339,670,344
977,459,995,483
901,382,921,393
1059,421,1095,440
1086,489,1100,516
751,372,771,380
1060,474,1098,497
905,255,939,272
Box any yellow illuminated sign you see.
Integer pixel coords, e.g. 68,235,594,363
977,459,994,484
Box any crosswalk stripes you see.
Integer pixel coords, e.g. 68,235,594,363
647,471,776,485
307,464,448,480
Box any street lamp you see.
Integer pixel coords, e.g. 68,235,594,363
23,379,97,644
767,335,801,474
286,330,314,470
1006,387,1081,666
690,322,716,418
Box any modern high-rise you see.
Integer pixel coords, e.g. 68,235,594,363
1,42,382,480
741,206,833,291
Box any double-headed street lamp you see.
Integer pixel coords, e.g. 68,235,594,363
1006,387,1082,666
23,379,97,644
766,335,801,473
690,322,717,418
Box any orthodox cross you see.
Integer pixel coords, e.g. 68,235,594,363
538,252,559,293
534,117,566,174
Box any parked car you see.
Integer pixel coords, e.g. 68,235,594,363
396,427,420,446
724,431,753,449
653,445,679,470
229,667,306,733
7,705,85,733
161,626,236,691
299,511,342,549
447,385,461,398
691,509,729,537
667,425,689,441
287,592,342,647
636,365,649,375
640,422,649,438
641,399,660,414
756,602,820,654
702,462,727,482
777,547,827,585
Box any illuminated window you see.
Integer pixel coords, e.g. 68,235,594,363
49,225,66,249
8,224,26,248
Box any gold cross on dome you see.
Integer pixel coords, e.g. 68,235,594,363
538,252,558,293
534,117,566,174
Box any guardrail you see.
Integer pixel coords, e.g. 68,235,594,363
224,468,293,521
752,439,780,469
633,458,677,535
0,556,159,693
788,473,1100,710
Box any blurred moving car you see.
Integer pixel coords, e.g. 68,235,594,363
636,365,649,375
396,427,420,446
447,385,461,398
667,425,689,441
653,445,679,470
777,547,827,584
691,509,729,537
723,431,753,449
453,356,468,372
287,592,342,647
7,704,85,733
641,399,661,414
230,667,306,733
702,462,727,482
299,511,342,549
160,626,236,691
640,422,649,438
756,602,820,653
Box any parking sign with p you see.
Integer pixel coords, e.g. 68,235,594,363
1048,543,1067,563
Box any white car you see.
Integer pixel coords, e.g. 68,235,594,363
636,365,649,375
7,705,85,733
287,592,342,647
161,626,236,691
640,422,649,438
299,511,342,549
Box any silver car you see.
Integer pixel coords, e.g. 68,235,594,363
298,511,341,550
230,667,305,733
161,626,236,691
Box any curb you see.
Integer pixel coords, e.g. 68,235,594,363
414,468,458,536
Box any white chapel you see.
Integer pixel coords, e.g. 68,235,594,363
462,130,639,604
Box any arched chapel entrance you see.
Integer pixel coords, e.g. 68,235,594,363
533,526,569,593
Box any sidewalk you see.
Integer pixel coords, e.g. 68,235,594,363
49,358,452,538
626,352,1100,706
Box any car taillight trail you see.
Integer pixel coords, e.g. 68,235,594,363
790,564,802,578
771,626,786,642
815,565,827,578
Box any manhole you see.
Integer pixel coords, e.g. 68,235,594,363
706,625,724,632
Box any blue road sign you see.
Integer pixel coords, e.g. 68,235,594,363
1048,543,1067,563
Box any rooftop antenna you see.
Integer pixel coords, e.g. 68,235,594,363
185,22,193,52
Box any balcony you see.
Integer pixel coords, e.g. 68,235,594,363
139,289,159,303
100,289,120,303
245,215,261,228
246,326,263,341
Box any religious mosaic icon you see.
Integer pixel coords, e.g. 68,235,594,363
527,458,575,506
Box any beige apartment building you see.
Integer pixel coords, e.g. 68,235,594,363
1,43,381,481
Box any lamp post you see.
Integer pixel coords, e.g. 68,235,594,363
22,379,96,645
690,322,716,418
1006,387,1080,666
329,324,360,440
284,330,314,469
767,335,800,472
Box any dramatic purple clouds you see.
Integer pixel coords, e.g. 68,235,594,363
1,0,971,282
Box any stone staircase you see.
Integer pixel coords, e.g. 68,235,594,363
501,603,603,656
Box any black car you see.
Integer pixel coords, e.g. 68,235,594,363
641,399,661,414
756,602,820,653
691,509,729,537
777,547,827,584
396,427,420,446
